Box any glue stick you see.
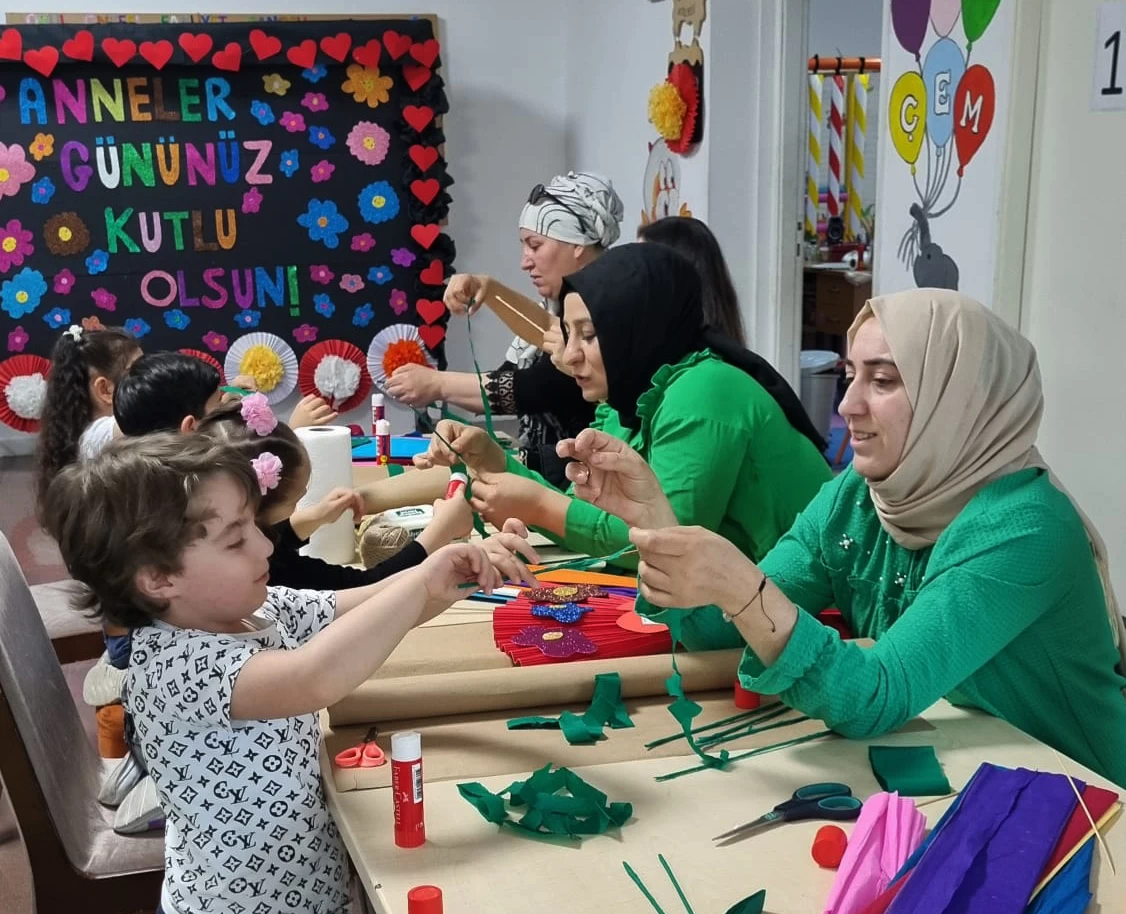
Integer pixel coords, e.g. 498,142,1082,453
407,885,444,914
371,392,385,431
376,418,392,466
445,463,469,500
392,730,425,848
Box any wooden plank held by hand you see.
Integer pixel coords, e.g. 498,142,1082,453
477,278,553,349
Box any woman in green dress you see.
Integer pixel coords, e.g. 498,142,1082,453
557,289,1126,787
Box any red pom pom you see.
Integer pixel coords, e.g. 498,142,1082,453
812,824,849,869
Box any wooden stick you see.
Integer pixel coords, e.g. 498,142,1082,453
478,278,553,349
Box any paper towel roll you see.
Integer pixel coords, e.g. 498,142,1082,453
295,425,355,564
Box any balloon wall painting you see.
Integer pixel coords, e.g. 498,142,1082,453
886,0,1001,290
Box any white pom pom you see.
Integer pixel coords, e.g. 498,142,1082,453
5,372,47,420
314,355,361,403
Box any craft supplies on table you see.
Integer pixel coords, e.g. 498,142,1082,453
334,726,386,770
295,425,354,563
352,434,431,464
712,782,862,844
373,504,434,537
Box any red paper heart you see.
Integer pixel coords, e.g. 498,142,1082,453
419,324,446,350
352,38,381,68
178,32,213,63
286,39,317,69
410,179,441,205
383,29,412,59
102,37,137,68
402,105,434,133
409,38,440,68
211,42,242,72
0,28,22,61
62,30,94,62
23,46,59,77
411,224,441,250
320,32,352,62
403,63,431,92
409,145,440,173
419,260,445,286
139,40,174,70
249,29,282,61
416,298,446,325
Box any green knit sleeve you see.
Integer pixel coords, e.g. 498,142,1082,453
739,513,1070,738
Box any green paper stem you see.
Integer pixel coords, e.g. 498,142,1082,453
622,861,669,914
220,385,253,397
655,729,835,782
532,544,639,573
724,889,767,914
658,854,696,914
644,704,787,750
696,714,812,749
504,673,634,745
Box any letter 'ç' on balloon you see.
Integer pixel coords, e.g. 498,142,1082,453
888,70,927,173
953,64,995,176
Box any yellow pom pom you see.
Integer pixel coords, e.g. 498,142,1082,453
239,344,284,393
648,82,687,140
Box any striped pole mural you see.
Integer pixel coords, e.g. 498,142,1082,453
846,73,870,241
806,73,824,239
827,74,845,220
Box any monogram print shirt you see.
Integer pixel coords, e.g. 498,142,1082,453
123,587,350,914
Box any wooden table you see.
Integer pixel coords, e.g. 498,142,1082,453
323,699,1126,913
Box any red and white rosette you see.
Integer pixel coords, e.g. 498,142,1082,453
0,354,51,433
179,348,226,384
366,323,437,391
298,339,372,412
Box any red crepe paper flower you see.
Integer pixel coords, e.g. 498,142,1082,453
664,63,701,155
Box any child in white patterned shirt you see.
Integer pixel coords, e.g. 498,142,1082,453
42,432,536,914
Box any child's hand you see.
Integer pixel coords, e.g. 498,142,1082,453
289,488,364,540
420,543,501,603
289,394,338,429
416,495,473,554
483,524,540,586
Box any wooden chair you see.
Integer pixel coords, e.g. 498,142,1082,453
0,531,163,913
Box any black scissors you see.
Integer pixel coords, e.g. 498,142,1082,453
713,781,861,843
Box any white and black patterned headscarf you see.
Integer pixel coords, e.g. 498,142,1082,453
508,172,624,369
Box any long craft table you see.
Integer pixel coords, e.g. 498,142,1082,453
320,618,1126,913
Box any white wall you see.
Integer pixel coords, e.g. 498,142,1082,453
806,0,882,232
564,0,710,236
1021,0,1126,601
0,0,569,450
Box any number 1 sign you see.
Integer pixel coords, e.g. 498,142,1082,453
1094,2,1126,109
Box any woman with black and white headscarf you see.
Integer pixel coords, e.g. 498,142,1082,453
386,171,624,489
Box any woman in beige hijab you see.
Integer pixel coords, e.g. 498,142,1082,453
556,289,1126,787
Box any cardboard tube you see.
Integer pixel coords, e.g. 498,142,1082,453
328,648,743,726
478,278,552,349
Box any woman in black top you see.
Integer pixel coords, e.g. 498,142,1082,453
386,171,624,488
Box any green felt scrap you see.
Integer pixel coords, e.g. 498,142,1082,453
662,616,729,770
505,673,634,745
457,763,632,841
724,889,766,914
867,744,952,796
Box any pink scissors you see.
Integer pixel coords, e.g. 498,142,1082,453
334,726,387,769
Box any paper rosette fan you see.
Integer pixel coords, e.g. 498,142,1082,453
225,333,298,405
648,62,700,155
179,349,225,384
0,355,51,433
366,323,437,391
299,339,372,412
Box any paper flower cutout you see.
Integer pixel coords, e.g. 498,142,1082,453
280,110,306,133
511,626,597,659
311,159,335,183
235,310,261,329
302,92,329,112
85,249,109,275
124,317,151,339
299,339,371,413
314,355,361,403
164,309,190,330
353,303,374,327
279,149,300,177
648,82,687,141
390,247,416,267
91,288,116,312
308,125,336,150
298,199,349,249
7,326,28,352
293,324,318,344
81,316,105,332
250,100,275,126
263,73,290,96
367,324,436,388
2,268,47,319
242,187,263,214
42,307,70,329
0,143,35,201
29,133,54,161
239,344,284,392
0,219,33,273
351,232,375,252
52,269,74,295
340,274,364,293
303,64,327,83
313,293,335,317
389,289,408,315
531,602,594,624
30,177,55,205
203,330,228,352
342,64,393,108
43,213,90,256
347,122,390,165
309,264,335,285
524,584,608,604
367,265,393,285
358,180,400,225
5,372,46,419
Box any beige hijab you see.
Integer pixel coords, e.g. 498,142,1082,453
848,289,1125,663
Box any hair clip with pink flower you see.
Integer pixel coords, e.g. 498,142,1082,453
241,392,278,436
251,452,283,496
